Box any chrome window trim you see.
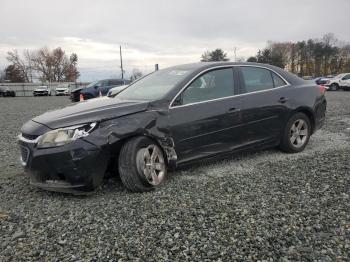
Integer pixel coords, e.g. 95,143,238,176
169,64,290,109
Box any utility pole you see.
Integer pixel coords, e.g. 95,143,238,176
120,45,124,79
234,47,237,62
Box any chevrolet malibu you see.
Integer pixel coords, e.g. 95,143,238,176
18,62,327,193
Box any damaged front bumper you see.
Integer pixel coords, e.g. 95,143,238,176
18,135,109,194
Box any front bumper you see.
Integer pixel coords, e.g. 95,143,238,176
18,136,109,193
33,91,49,96
56,90,68,96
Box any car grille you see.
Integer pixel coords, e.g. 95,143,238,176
22,133,39,140
20,146,30,165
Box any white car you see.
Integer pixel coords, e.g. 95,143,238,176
55,84,70,96
107,85,129,97
33,86,51,96
324,73,350,91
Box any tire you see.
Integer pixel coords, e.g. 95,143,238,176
279,112,311,153
330,83,338,91
118,136,167,192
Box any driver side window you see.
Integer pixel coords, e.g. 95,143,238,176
181,68,235,105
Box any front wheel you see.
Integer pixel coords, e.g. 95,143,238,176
279,113,311,153
118,137,167,192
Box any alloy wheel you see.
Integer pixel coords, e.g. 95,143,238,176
136,144,166,185
290,119,308,148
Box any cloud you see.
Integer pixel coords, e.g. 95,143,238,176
0,0,349,81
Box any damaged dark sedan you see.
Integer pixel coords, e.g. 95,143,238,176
18,62,327,193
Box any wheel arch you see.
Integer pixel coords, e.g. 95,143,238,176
289,107,316,134
106,133,175,176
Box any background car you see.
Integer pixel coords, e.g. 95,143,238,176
107,85,129,97
302,76,314,80
55,84,70,96
70,79,132,102
33,86,51,96
314,77,329,85
0,86,16,97
324,73,350,91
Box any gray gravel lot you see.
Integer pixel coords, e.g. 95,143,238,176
0,94,349,261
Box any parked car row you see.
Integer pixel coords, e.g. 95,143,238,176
308,73,350,91
33,85,72,96
1,80,132,99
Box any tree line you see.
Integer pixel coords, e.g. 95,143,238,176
2,47,79,83
201,34,350,77
247,33,350,77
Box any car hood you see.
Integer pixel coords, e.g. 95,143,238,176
34,88,48,91
32,97,150,129
71,87,84,93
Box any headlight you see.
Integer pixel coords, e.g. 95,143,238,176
37,122,97,148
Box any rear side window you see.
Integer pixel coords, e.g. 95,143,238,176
240,67,274,93
181,68,235,105
272,72,287,87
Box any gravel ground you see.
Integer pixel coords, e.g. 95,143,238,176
0,94,349,261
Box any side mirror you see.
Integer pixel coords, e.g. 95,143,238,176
94,85,98,89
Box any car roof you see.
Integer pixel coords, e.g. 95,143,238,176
166,62,305,85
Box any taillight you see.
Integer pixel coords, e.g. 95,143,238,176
318,85,326,94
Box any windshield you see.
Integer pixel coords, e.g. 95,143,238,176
117,68,191,100
86,81,99,88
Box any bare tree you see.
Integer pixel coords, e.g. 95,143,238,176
6,50,32,82
31,47,79,82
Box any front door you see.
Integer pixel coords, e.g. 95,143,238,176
169,67,242,163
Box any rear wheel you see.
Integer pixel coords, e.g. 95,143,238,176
280,113,311,153
118,136,167,192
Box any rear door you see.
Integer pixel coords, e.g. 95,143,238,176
169,67,243,162
237,66,291,145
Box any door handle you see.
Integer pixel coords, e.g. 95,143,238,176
279,97,289,103
228,107,241,113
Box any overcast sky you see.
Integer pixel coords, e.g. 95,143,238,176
1,0,349,81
